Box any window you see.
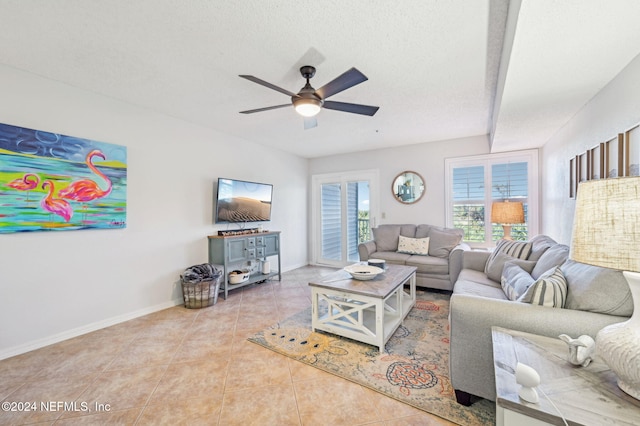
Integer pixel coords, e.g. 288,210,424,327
445,150,538,246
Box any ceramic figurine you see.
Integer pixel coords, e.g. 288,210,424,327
559,334,596,367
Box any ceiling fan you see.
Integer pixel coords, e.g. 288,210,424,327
239,66,379,129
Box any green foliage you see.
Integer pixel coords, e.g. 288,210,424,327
358,210,371,243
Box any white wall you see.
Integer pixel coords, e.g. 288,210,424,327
0,65,308,358
541,53,640,244
309,135,490,226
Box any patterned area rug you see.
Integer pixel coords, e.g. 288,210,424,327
248,290,495,425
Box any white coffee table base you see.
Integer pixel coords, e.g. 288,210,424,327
310,270,416,352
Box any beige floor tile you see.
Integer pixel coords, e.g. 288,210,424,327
383,414,459,425
218,384,300,426
286,358,334,382
360,386,426,420
141,305,201,322
54,407,142,425
234,310,280,332
0,266,478,426
137,395,223,425
148,359,228,404
105,341,178,371
0,373,98,424
224,349,292,391
294,377,382,425
0,352,49,383
172,335,234,363
76,365,167,411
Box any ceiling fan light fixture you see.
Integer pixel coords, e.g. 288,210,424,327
294,97,322,117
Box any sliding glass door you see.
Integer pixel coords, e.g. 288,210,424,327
312,170,379,267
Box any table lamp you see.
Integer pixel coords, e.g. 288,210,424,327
491,200,524,240
570,177,640,400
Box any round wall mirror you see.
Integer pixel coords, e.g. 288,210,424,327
392,171,425,204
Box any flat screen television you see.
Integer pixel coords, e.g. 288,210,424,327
215,178,273,223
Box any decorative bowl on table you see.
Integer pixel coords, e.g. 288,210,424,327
344,264,384,281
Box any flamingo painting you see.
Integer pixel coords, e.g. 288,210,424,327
0,121,126,233
59,149,112,203
7,173,40,201
40,180,73,222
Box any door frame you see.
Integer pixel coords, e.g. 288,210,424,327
310,169,379,267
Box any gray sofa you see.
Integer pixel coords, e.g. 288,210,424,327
449,235,633,404
358,224,469,291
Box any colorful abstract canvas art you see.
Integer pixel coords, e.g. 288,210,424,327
0,122,127,233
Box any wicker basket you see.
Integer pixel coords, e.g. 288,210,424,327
181,275,221,309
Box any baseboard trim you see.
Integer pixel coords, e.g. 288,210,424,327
0,298,183,360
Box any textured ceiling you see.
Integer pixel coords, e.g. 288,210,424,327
0,1,639,158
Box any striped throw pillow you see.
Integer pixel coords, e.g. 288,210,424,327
518,266,567,308
484,239,533,276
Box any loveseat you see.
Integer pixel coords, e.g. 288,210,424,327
449,235,633,404
358,224,469,291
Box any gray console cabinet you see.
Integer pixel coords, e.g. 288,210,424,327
207,231,281,299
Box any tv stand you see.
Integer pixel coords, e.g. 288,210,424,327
207,231,281,300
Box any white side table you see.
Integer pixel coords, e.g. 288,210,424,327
492,326,640,426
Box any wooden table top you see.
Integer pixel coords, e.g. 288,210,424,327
492,326,640,426
308,264,416,299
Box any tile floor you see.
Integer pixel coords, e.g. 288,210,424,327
0,266,456,425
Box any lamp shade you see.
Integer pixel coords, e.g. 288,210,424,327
570,177,640,272
571,176,640,401
491,201,524,224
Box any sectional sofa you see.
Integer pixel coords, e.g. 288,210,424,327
449,235,633,404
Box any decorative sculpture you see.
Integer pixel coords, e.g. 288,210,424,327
558,334,596,367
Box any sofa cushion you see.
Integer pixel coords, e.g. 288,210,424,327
456,268,501,288
500,262,536,300
486,252,536,283
397,235,430,255
561,259,633,316
405,254,448,275
400,225,418,237
485,239,532,275
453,278,508,299
415,224,432,239
519,266,567,308
428,228,463,258
372,225,401,252
531,244,570,280
528,234,558,262
372,224,417,251
369,251,412,264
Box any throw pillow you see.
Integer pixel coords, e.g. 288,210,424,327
486,252,536,283
397,235,430,255
518,266,568,308
530,244,570,280
372,225,401,252
428,228,463,258
561,259,633,316
484,239,533,276
500,262,535,301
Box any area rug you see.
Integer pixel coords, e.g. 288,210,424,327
248,290,495,426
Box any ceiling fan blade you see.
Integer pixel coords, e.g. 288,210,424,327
239,75,296,97
304,117,317,130
239,104,291,114
323,100,379,116
315,67,368,99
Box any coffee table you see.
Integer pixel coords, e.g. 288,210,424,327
308,264,416,352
